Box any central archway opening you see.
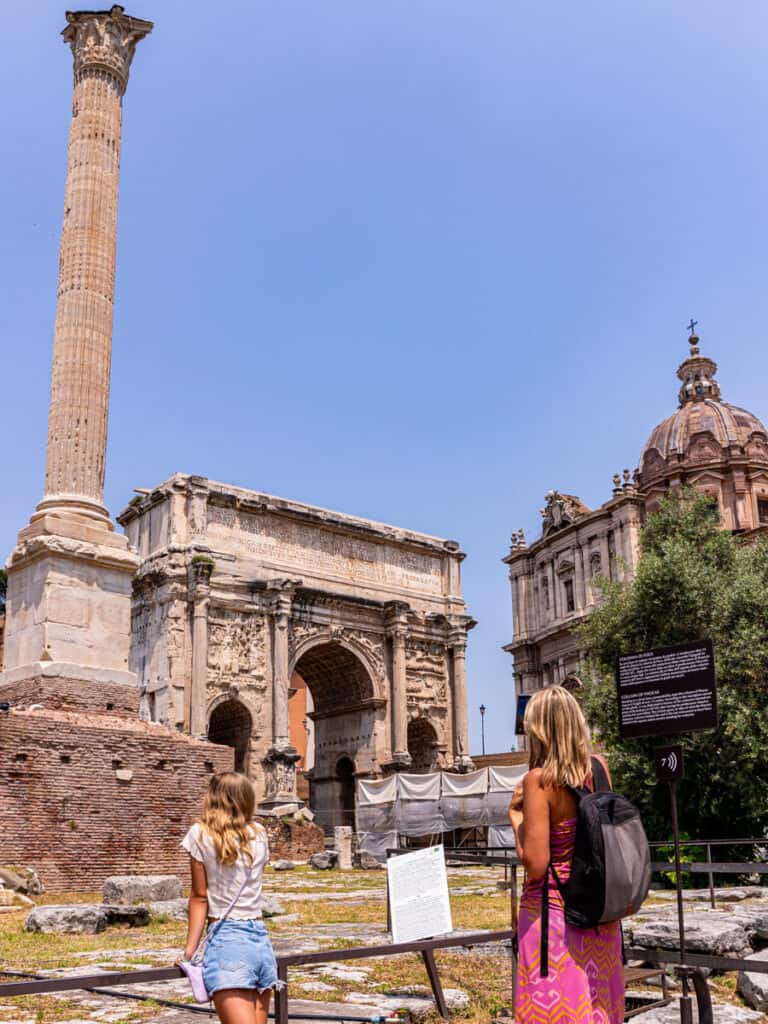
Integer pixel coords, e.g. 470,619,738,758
291,641,376,833
208,699,252,774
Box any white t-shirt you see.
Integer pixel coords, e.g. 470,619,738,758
181,822,269,920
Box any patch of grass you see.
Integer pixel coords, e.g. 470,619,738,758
280,899,386,926
0,918,185,971
0,994,98,1023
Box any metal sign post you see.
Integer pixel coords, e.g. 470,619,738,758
655,744,692,1024
617,641,719,1024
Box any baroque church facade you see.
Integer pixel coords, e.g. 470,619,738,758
504,330,768,710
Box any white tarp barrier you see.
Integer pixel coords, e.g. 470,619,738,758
396,772,444,834
355,763,527,861
488,824,516,851
357,776,398,805
398,773,441,800
489,765,527,791
441,768,488,795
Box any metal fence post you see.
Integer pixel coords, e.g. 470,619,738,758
706,844,715,909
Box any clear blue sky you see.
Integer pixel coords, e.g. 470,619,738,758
3,2,767,755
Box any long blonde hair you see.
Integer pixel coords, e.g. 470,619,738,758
524,686,592,789
199,772,257,866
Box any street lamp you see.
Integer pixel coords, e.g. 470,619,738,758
479,704,486,756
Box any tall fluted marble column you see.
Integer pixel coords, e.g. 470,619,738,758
38,6,152,525
1,8,151,692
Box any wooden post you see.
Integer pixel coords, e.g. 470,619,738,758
421,948,449,1019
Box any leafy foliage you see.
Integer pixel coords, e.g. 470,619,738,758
0,568,6,613
579,490,768,842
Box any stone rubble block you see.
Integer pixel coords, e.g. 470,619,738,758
148,898,188,921
319,964,371,983
271,804,300,818
0,866,44,895
357,851,385,870
632,1003,763,1023
310,851,338,870
103,874,182,905
271,860,295,871
626,909,753,957
344,987,470,1017
653,888,768,904
25,903,150,934
737,948,768,1012
729,906,768,941
262,896,285,917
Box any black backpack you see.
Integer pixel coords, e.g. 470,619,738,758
540,757,651,976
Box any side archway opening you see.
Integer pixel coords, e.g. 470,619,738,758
407,717,439,773
208,699,252,774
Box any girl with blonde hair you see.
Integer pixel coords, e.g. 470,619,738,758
508,686,624,1023
179,772,281,1024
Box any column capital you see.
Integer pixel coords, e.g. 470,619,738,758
62,6,153,93
385,600,410,638
190,555,214,594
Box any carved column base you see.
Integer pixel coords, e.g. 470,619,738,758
453,755,475,774
382,751,412,772
259,746,303,812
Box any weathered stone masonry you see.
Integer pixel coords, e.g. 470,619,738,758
0,709,232,893
118,474,476,829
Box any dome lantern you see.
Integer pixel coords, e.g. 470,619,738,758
677,324,721,406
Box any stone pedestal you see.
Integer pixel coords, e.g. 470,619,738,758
334,826,353,870
1,515,138,687
259,746,303,811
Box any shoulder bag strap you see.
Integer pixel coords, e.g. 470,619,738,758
590,755,611,793
192,831,261,961
540,866,550,978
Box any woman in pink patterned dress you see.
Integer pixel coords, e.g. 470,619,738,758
508,686,624,1024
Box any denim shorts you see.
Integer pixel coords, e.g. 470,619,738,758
202,919,281,996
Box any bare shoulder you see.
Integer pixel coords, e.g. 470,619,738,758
523,768,550,799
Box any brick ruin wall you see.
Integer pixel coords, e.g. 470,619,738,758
0,676,140,716
259,817,325,862
0,709,233,892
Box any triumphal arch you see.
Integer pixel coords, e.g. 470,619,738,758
118,474,474,827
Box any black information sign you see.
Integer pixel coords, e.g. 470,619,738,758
616,638,718,740
654,744,684,782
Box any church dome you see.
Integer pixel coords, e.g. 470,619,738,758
638,331,768,487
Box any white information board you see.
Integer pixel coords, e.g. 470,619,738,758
386,845,453,944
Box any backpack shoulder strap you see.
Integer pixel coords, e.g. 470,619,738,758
590,755,611,793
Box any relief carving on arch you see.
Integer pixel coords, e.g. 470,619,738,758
287,622,318,664
405,639,447,701
208,609,266,691
288,623,386,694
337,628,386,687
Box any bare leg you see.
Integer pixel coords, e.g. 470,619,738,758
254,988,271,1024
212,988,271,1024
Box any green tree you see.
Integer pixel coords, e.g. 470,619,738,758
579,490,768,842
0,569,6,614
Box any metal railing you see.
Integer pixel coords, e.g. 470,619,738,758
648,836,767,909
0,929,517,1023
